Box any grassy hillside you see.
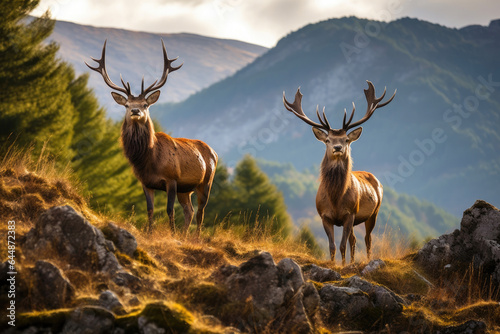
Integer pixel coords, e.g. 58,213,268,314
1,145,499,333
156,17,500,217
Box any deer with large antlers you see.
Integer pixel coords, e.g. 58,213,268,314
86,40,218,233
283,81,396,265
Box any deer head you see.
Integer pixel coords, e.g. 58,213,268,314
283,81,396,161
85,40,182,125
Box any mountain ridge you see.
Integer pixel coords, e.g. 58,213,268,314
45,17,268,117
155,16,500,217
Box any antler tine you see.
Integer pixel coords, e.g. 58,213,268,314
343,80,396,131
85,40,131,96
316,106,331,129
141,39,183,97
342,102,356,129
283,88,330,131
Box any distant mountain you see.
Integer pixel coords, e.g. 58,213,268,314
157,17,500,217
46,18,268,117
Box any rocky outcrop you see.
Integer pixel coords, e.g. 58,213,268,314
213,251,320,333
32,260,76,310
415,200,500,285
302,263,341,282
23,206,122,274
320,275,405,330
101,222,138,257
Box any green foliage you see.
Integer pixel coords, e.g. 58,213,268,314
296,224,324,257
202,156,293,239
0,1,76,159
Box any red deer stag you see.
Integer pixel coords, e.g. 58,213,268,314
86,40,218,234
283,81,396,265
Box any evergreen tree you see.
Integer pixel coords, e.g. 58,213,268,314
296,225,324,257
0,0,76,158
232,155,292,238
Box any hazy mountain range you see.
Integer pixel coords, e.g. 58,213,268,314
47,18,268,117
156,17,500,217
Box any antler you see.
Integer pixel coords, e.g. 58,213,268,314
283,88,331,131
343,80,396,131
140,39,183,98
85,40,131,96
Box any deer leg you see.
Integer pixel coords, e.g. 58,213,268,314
321,218,336,262
177,192,194,234
194,184,211,236
340,215,355,266
365,213,377,260
143,186,155,233
166,181,177,233
348,229,356,264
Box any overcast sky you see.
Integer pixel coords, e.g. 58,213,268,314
32,0,500,47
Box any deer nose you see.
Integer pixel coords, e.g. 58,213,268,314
333,145,343,152
131,108,141,115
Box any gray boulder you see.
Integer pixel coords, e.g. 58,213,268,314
102,222,138,257
320,276,405,330
361,259,386,276
32,260,75,310
99,290,126,315
23,206,122,274
416,200,500,285
213,251,320,333
302,263,341,282
61,306,115,334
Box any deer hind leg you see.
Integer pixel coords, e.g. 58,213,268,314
166,181,177,233
143,186,155,233
348,229,357,264
340,214,355,266
194,183,211,236
177,192,194,234
365,213,377,260
321,217,336,262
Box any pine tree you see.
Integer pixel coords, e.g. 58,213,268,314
0,0,76,158
233,155,292,238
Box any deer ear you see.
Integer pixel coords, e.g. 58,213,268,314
111,92,127,106
146,91,161,105
347,127,363,142
312,127,328,142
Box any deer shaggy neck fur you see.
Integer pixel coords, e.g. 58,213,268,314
320,154,352,206
121,118,156,171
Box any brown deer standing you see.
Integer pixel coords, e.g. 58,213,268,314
86,40,218,234
283,81,396,265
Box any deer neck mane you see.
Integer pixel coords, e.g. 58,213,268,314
320,154,352,205
121,117,156,171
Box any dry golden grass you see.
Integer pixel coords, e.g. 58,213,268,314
2,144,499,333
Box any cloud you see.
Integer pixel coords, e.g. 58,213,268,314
32,0,500,47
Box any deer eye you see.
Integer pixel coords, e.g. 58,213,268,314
143,104,148,108
325,139,330,144
125,104,130,108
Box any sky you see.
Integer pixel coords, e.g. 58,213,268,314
31,0,500,47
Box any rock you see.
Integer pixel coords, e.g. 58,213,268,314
102,222,137,257
32,260,75,310
23,206,122,274
361,259,386,276
61,306,115,334
213,251,320,333
22,206,141,290
320,285,372,323
302,263,341,282
416,200,500,286
99,290,126,315
320,276,405,330
345,276,405,314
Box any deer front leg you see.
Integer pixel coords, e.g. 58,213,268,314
143,186,155,233
340,214,355,266
166,181,177,233
321,217,336,263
